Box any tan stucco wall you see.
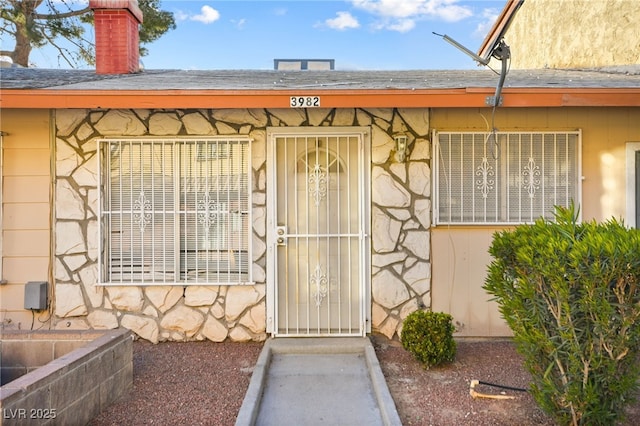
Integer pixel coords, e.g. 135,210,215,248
431,227,509,336
0,109,52,329
431,106,640,336
505,0,640,69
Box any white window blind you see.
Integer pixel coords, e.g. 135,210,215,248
434,131,581,225
98,138,252,285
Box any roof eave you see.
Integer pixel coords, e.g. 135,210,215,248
1,88,639,109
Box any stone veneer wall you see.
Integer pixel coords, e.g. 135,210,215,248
53,107,431,342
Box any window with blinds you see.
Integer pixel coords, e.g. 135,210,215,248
434,131,581,225
98,138,252,285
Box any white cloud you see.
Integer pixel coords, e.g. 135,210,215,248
174,10,189,22
371,17,415,33
325,11,361,30
474,8,500,38
435,4,473,23
232,18,247,30
273,7,288,16
387,18,416,33
352,0,425,19
191,5,221,24
350,0,472,32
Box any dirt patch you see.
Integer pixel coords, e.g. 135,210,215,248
371,335,553,426
90,340,263,426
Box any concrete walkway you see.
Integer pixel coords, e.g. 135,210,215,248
235,337,402,426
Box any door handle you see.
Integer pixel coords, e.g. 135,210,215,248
276,226,287,246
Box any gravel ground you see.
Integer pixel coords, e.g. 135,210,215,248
371,336,552,426
90,336,640,426
90,340,264,426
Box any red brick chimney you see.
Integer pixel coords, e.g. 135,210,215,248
89,0,143,74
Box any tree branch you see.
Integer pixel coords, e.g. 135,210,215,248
0,27,17,37
32,6,91,20
39,27,78,67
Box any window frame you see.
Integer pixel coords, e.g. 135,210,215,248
0,132,4,282
433,130,582,226
625,142,640,228
97,137,253,286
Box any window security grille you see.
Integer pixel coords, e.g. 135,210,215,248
434,131,581,225
98,138,252,285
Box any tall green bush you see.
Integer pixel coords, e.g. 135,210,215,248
484,204,640,425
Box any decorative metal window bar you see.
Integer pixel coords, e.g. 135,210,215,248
434,131,581,225
98,138,252,285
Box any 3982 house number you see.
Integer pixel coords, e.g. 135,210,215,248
290,96,321,108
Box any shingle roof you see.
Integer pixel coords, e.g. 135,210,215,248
2,67,639,91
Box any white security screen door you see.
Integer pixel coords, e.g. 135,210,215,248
267,128,370,337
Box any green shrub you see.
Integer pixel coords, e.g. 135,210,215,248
401,310,456,368
484,204,640,425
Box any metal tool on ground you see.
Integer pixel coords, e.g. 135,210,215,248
469,379,528,400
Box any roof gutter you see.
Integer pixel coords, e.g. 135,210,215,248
1,88,639,109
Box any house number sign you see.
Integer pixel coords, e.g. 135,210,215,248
290,96,321,108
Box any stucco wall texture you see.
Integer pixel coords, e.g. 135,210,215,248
505,0,639,69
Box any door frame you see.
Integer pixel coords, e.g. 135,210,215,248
265,126,371,336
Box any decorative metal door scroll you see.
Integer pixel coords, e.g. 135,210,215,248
310,264,328,307
268,129,370,337
308,163,328,206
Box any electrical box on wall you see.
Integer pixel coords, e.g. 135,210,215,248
24,281,48,310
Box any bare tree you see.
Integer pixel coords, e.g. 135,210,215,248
0,0,175,67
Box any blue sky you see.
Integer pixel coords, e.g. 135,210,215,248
27,0,510,70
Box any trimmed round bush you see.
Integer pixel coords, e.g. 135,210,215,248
401,310,456,368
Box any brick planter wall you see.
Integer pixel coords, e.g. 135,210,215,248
0,329,133,425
